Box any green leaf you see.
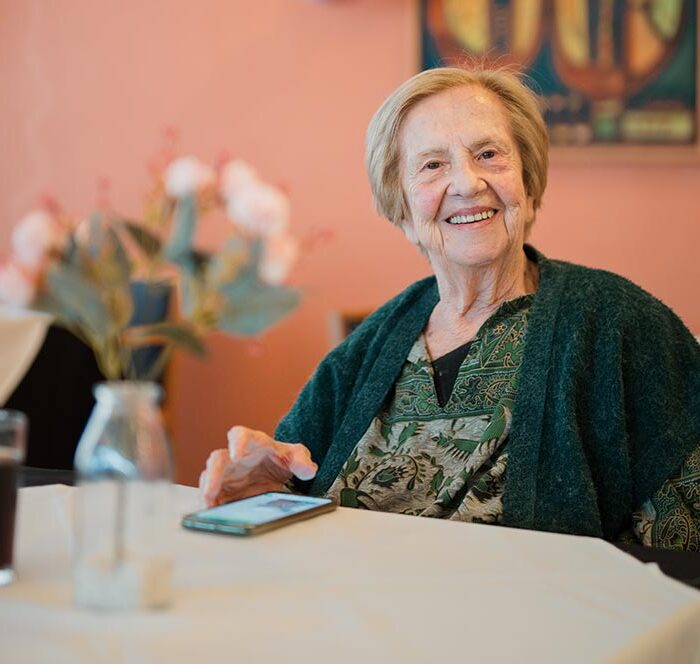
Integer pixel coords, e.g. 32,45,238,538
121,219,162,258
171,249,211,279
46,263,110,339
189,248,212,274
398,422,420,446
372,467,402,488
344,449,360,475
206,238,301,335
249,238,264,265
32,292,88,345
406,477,416,491
430,469,444,494
208,237,248,282
438,489,453,503
217,283,300,336
104,227,132,284
163,195,196,263
32,291,66,320
369,445,386,457
85,212,105,259
434,433,449,448
178,272,201,318
380,422,393,442
447,437,480,454
481,403,508,444
126,322,207,357
339,488,359,508
63,234,83,271
221,235,248,254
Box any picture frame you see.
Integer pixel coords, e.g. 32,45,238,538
328,309,371,347
420,0,700,165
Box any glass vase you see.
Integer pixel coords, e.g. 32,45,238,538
73,381,174,610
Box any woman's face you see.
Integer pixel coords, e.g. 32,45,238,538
398,85,534,271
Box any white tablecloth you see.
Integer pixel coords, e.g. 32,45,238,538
2,484,699,663
0,307,50,406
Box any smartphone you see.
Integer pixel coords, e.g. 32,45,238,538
181,492,336,536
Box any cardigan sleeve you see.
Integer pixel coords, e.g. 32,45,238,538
274,305,387,492
274,277,438,495
619,285,700,510
509,259,700,540
274,339,353,491
618,303,700,549
620,442,700,550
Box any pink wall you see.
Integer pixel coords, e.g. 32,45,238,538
2,0,698,485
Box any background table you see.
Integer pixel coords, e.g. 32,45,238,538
2,485,700,663
0,307,49,406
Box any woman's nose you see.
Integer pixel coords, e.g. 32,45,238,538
447,159,485,197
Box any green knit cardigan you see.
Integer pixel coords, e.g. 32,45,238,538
276,246,700,540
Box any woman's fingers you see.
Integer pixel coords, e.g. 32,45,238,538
283,442,318,481
227,425,274,469
199,427,318,508
201,448,230,507
227,426,316,480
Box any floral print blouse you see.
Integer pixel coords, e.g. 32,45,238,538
325,296,700,550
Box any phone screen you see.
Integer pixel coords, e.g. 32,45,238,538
182,492,336,535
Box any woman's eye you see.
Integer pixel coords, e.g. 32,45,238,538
479,150,496,160
424,161,441,170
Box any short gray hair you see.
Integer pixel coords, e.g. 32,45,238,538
365,67,549,233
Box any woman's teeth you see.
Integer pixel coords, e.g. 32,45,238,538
447,209,496,224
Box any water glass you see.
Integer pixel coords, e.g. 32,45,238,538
73,382,174,609
0,410,27,586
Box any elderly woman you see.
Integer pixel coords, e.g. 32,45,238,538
201,67,700,550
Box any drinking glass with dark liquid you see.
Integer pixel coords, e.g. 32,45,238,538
0,410,27,586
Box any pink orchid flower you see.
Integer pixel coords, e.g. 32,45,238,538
164,157,215,199
259,232,299,286
11,209,67,271
221,159,290,237
0,261,38,308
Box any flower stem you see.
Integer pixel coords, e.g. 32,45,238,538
144,344,172,382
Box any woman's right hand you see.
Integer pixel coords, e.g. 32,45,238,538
199,425,318,507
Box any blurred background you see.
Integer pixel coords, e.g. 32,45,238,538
1,0,698,485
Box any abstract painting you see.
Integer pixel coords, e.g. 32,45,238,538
421,0,697,146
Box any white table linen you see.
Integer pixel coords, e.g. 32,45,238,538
2,484,699,663
0,307,50,405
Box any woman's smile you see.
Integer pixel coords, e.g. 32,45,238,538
443,207,498,228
